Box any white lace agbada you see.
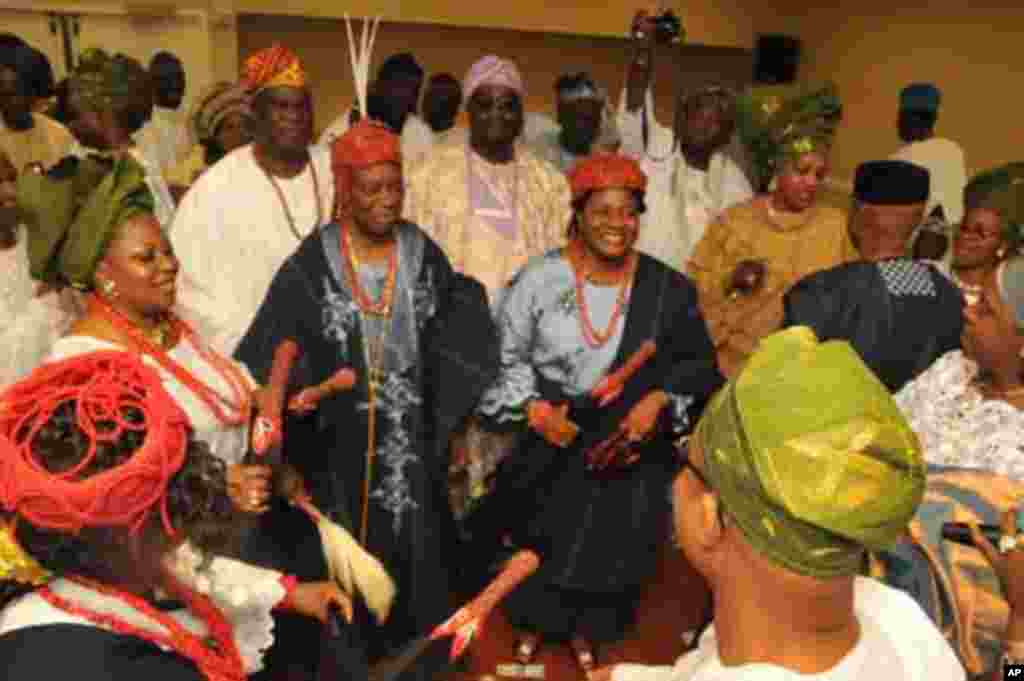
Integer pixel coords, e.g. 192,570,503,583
895,350,1024,480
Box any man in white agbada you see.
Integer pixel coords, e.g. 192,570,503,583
135,51,192,178
595,328,965,681
318,52,435,165
890,83,967,228
618,24,752,271
170,45,333,356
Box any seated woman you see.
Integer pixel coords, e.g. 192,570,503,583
896,164,1024,479
167,82,251,194
688,83,858,377
472,154,722,673
0,352,348,679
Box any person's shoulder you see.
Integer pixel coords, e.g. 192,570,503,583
855,576,948,637
46,334,122,362
507,249,568,290
518,144,567,182
404,114,432,136
0,622,206,680
794,260,867,289
929,137,965,154
398,220,446,260
854,577,966,679
188,145,252,188
717,196,762,222
812,203,849,226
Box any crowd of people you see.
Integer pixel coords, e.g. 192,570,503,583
0,9,1020,681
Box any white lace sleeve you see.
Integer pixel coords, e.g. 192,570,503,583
167,542,286,674
896,351,1024,480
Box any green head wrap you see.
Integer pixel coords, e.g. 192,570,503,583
735,82,842,190
695,327,925,578
964,162,1024,250
16,155,155,289
68,48,152,117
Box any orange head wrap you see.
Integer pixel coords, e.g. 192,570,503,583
241,44,307,94
0,351,190,536
567,153,648,202
330,119,402,219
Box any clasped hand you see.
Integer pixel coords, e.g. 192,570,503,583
528,391,669,468
587,391,669,471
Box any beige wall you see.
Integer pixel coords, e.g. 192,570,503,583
235,0,757,48
756,2,1024,188
238,14,753,139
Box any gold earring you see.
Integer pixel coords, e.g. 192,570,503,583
98,279,117,299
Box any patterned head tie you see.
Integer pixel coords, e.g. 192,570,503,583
16,155,154,289
191,81,249,144
693,326,925,578
734,82,842,188
68,48,151,115
463,56,524,103
241,44,307,95
0,351,190,537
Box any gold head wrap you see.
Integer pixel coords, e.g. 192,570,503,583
735,82,842,189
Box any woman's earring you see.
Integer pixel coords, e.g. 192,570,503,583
98,279,118,299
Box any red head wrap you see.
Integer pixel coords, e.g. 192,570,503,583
241,44,307,94
567,153,648,202
330,119,402,219
0,351,190,536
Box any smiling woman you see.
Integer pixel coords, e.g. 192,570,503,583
687,83,857,377
16,154,272,518
468,153,722,673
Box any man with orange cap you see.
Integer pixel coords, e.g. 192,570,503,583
235,118,499,681
171,45,335,357
468,153,721,672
